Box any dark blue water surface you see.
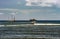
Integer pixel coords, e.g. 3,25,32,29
0,20,60,38
0,26,60,38
0,20,60,24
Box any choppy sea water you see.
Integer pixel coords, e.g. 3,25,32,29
0,25,60,39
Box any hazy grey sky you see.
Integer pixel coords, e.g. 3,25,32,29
0,0,60,20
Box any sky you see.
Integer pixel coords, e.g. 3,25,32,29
0,0,60,20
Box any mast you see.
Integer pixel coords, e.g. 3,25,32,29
11,12,16,22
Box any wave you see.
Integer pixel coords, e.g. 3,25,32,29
34,23,60,25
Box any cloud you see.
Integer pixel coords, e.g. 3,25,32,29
0,8,18,11
0,13,4,15
55,0,60,8
26,0,57,7
20,9,55,14
0,8,19,12
0,8,56,14
0,8,60,20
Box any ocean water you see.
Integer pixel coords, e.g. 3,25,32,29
0,20,60,39
0,25,60,39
